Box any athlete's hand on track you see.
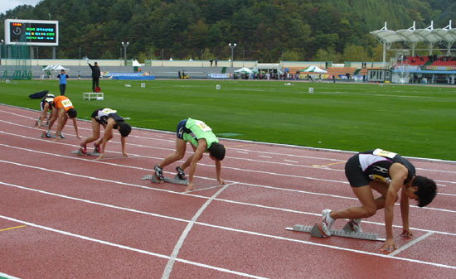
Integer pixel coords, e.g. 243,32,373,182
96,153,105,160
379,238,396,253
122,152,128,157
218,178,225,186
185,182,195,192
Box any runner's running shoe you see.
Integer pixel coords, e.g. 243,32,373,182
346,219,362,233
94,144,101,153
45,132,52,138
79,146,87,155
176,166,186,180
320,209,335,237
154,165,164,181
58,133,65,139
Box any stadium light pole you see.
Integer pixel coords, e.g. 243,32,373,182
0,40,4,66
122,41,130,65
229,43,237,67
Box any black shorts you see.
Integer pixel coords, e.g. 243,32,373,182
345,154,369,187
176,119,190,139
91,110,123,126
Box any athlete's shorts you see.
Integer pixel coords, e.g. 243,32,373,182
176,119,190,139
345,154,369,187
91,110,123,126
40,101,50,111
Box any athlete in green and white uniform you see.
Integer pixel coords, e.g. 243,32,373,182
154,118,226,191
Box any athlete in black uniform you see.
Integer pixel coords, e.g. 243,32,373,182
35,94,55,127
79,108,131,160
318,148,437,252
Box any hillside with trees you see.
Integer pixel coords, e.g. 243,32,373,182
0,0,454,62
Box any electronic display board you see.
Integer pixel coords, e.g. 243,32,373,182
4,19,59,46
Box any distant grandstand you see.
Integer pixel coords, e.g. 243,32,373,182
370,20,456,61
370,20,456,84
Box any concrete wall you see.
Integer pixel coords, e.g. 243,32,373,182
0,59,388,79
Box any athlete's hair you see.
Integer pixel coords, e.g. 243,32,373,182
412,176,437,207
118,122,132,137
208,142,225,161
67,108,77,118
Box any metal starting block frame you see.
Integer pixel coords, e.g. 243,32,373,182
286,224,385,242
71,150,101,157
142,174,188,185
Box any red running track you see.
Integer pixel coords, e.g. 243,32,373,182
0,104,455,279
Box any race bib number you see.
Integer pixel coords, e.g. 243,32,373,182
61,99,73,108
369,174,391,184
101,108,117,114
195,120,212,132
373,148,397,159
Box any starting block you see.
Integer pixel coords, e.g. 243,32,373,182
71,150,101,157
286,224,385,241
142,174,188,185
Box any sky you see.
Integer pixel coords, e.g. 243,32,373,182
0,0,41,15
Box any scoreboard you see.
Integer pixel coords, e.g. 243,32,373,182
4,19,59,46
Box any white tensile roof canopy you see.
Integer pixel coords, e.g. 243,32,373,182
370,20,456,61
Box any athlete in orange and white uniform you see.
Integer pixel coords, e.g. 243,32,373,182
46,95,81,139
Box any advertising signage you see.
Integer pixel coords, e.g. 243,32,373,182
5,19,59,46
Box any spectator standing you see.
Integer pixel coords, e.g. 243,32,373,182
57,69,69,95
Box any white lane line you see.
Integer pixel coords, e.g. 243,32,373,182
162,183,233,279
389,231,435,257
2,133,456,192
2,125,456,178
1,147,455,214
1,107,456,168
3,179,455,238
0,215,268,279
284,159,299,163
1,182,455,271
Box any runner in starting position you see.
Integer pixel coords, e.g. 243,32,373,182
153,118,226,191
46,95,80,139
35,93,55,127
318,148,437,252
79,108,131,160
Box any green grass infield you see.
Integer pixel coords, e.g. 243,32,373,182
1,78,455,161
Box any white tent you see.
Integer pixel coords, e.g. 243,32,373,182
234,67,254,74
42,65,68,72
299,66,327,73
132,59,143,67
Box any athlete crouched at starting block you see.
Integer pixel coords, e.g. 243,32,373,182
318,148,437,252
153,118,226,192
79,108,132,160
35,93,55,127
46,95,80,139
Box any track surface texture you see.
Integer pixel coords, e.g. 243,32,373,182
1,104,455,279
